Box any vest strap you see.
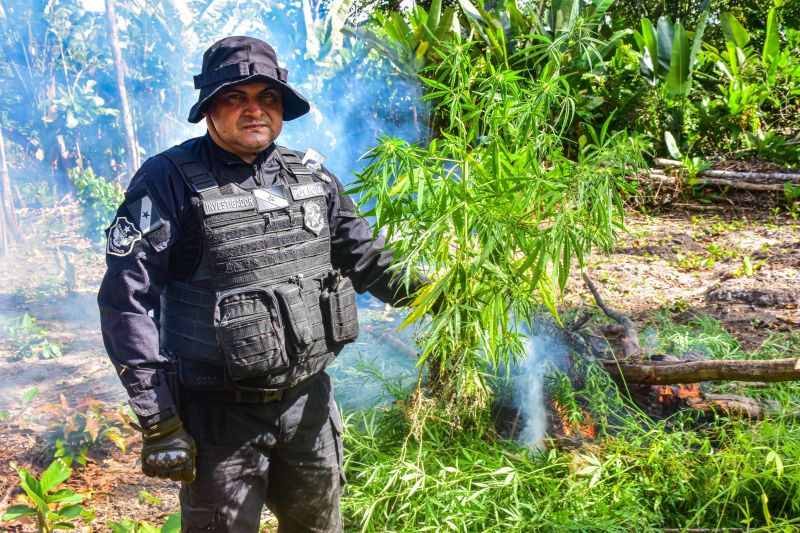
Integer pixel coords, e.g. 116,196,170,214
161,146,220,195
276,146,313,181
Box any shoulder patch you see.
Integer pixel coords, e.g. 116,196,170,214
127,194,165,235
107,217,142,257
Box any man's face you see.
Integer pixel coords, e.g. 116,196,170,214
204,81,283,163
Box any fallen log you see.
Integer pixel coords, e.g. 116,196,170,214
685,393,782,419
646,170,786,192
600,357,800,384
654,158,800,184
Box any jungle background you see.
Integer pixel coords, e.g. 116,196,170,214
0,0,799,531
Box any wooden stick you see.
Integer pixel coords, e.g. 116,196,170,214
600,357,800,384
581,273,642,361
509,408,522,439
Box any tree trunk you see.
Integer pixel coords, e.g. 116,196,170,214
0,126,21,256
600,357,800,384
105,0,140,176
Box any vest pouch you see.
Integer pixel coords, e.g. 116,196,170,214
274,283,313,357
322,274,359,344
215,288,288,380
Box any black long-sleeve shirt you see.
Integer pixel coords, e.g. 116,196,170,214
98,134,417,426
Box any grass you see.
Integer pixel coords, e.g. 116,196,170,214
340,314,800,532
342,407,800,531
648,311,744,360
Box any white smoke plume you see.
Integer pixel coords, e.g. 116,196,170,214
515,330,569,449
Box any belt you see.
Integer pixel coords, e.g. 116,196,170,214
183,377,313,404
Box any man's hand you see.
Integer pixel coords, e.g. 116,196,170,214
141,416,196,483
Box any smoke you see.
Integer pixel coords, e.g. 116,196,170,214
514,327,570,449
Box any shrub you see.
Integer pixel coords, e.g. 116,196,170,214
68,165,124,241
6,313,62,361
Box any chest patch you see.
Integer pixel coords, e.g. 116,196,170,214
254,186,289,212
107,217,142,257
203,194,256,215
302,201,325,236
290,183,324,201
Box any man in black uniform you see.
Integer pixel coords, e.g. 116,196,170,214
98,36,420,532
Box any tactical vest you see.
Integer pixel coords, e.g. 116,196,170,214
158,146,358,392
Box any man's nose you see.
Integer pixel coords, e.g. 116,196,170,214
242,97,265,116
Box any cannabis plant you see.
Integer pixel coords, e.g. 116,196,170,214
352,33,646,428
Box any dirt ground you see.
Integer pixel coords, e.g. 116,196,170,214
0,192,798,530
563,199,799,350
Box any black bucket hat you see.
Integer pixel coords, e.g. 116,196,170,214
188,36,311,123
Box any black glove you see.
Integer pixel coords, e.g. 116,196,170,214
141,416,196,483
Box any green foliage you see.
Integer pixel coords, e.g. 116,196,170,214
694,3,800,161
342,318,800,531
1,458,93,532
0,388,41,427
360,0,459,79
47,79,120,130
634,1,710,98
68,165,124,241
342,401,800,531
649,312,743,360
41,396,134,467
107,513,181,533
783,182,800,217
352,27,645,423
22,387,41,406
303,0,358,66
6,313,62,361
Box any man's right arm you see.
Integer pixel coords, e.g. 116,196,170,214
97,156,188,428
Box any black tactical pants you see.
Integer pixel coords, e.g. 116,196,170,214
178,373,345,532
